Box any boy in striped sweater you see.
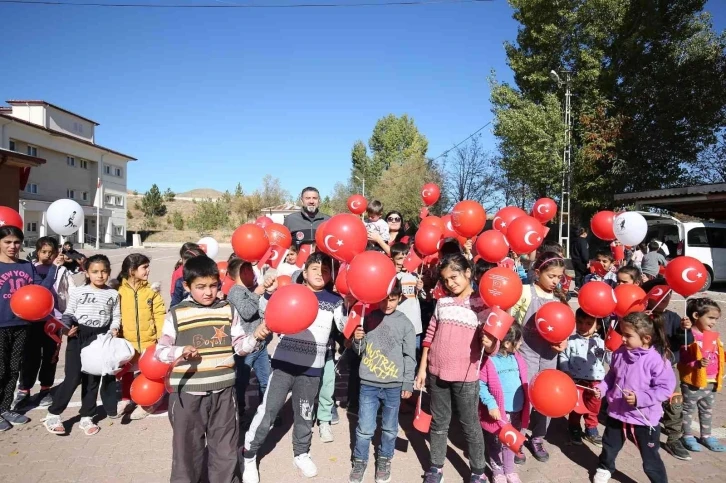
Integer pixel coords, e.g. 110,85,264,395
243,252,347,482
155,256,269,483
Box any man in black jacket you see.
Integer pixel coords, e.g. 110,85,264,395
571,227,589,289
283,186,330,247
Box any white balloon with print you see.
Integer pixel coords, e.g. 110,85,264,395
612,211,647,246
47,199,84,236
197,237,220,259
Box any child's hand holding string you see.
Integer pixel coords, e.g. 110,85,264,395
401,391,412,400
481,331,496,353
53,254,65,267
488,408,501,421
254,323,271,341
623,389,637,406
264,276,278,293
550,340,568,353
181,345,199,361
680,317,692,330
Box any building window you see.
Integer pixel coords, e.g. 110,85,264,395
8,140,15,151
26,222,37,232
116,196,124,207
80,159,88,169
66,156,76,167
104,165,111,175
105,195,111,204
27,145,37,157
115,167,122,177
67,189,76,199
82,191,89,202
114,225,124,236
25,183,38,194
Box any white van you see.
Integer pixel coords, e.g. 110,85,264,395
640,212,726,290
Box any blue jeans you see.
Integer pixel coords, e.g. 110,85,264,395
234,344,271,413
353,384,401,462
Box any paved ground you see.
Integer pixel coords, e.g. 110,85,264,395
1,245,725,482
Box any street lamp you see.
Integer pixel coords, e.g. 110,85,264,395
551,69,572,258
354,175,365,198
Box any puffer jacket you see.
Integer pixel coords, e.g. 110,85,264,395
118,279,166,354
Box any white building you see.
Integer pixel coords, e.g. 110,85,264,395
260,203,301,225
0,100,136,246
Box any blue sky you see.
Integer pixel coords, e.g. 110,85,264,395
1,0,724,200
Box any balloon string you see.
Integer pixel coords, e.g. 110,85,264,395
358,305,366,356
614,382,654,431
416,388,423,416
164,354,189,395
576,383,596,392
684,298,688,347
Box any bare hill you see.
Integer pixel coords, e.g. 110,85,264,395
177,188,225,199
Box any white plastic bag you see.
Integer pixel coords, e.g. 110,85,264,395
81,333,135,376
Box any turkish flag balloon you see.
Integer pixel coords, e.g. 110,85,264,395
265,285,319,334
139,344,171,381
232,224,270,262
315,220,328,252
347,251,398,305
440,214,458,239
451,201,486,238
264,223,292,250
591,211,616,241
478,267,523,310
531,198,557,224
419,216,444,232
475,230,510,263
10,285,54,321
605,327,623,352
0,206,23,230
493,206,527,235
534,302,576,344
334,262,349,295
613,284,647,317
276,275,293,288
506,215,545,255
216,261,228,279
254,216,273,229
664,256,708,297
421,183,441,206
414,224,443,256
322,214,368,263
578,281,617,318
347,194,367,215
529,369,578,418
130,374,165,406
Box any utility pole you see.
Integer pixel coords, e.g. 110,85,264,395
355,175,365,198
551,69,572,258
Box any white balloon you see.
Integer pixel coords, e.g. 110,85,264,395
47,199,84,236
197,237,219,259
612,211,648,246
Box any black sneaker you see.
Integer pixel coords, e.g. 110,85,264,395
664,440,692,461
349,458,367,483
331,405,340,425
1,410,29,426
568,426,584,445
0,416,11,432
11,391,29,410
375,457,391,483
527,438,550,462
514,452,526,465
423,467,444,483
584,428,603,447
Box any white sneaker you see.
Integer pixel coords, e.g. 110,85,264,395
593,468,611,483
293,453,318,478
319,422,334,443
130,402,159,420
242,457,260,483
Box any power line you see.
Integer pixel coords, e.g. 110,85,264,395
0,0,492,8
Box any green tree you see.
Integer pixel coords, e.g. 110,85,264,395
171,211,185,230
188,198,230,235
164,188,175,202
319,182,355,216
141,184,167,218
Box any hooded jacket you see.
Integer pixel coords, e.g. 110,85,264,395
598,346,675,427
118,279,166,354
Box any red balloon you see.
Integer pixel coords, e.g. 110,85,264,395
492,206,527,235
232,224,270,262
347,194,367,215
506,215,545,255
255,216,273,229
534,301,576,343
130,374,165,406
321,214,368,263
531,198,557,224
347,251,398,304
264,223,292,250
613,284,647,317
216,261,228,279
478,267,523,310
664,256,708,297
10,285,54,321
419,216,444,232
577,281,617,318
334,263,349,295
440,214,458,239
315,220,328,252
475,230,510,263
276,275,293,288
139,344,171,381
221,276,235,296
265,284,319,334
591,211,616,241
529,369,578,418
415,224,443,256
451,201,486,238
0,206,23,230
421,183,441,206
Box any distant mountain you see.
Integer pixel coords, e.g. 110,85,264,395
176,188,225,198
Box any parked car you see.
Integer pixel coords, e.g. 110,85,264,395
640,212,726,290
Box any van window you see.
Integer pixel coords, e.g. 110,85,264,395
687,228,709,247
687,227,726,249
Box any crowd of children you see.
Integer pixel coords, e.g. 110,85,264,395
1,203,725,483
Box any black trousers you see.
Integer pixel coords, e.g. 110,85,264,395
169,386,240,483
599,416,668,483
19,321,59,390
48,326,117,418
0,325,29,412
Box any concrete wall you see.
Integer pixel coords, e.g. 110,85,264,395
47,105,95,143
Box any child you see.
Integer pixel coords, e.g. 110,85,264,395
593,312,674,483
479,324,529,483
415,252,497,483
169,242,202,296
641,241,667,280
277,245,300,277
585,250,617,288
226,257,272,423
170,246,207,307
43,255,121,436
349,280,416,483
243,252,346,482
631,243,646,269
15,236,75,410
0,226,60,431
391,243,424,350
677,297,725,452
559,309,607,447
616,266,641,286
365,200,391,253
511,251,568,462
155,255,268,483
117,253,166,420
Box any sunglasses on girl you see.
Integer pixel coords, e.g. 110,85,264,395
387,216,401,222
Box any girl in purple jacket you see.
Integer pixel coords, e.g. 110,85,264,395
593,312,675,483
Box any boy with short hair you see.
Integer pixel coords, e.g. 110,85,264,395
349,279,416,483
243,252,346,482
642,241,668,280
585,250,618,287
155,256,268,483
365,200,390,246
